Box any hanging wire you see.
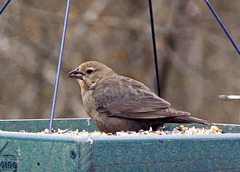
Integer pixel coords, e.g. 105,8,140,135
0,0,11,15
148,0,161,97
49,0,71,134
205,0,240,55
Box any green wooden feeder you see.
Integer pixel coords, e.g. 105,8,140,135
0,118,240,171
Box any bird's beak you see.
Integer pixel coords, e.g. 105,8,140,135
67,67,84,79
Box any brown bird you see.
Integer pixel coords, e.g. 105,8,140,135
68,61,210,133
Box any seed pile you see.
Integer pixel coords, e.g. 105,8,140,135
39,125,222,136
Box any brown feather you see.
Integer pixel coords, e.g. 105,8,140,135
68,61,211,133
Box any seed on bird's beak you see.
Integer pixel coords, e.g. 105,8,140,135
67,67,84,79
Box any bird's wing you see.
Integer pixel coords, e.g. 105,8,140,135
93,77,190,119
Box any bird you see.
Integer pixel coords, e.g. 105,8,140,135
67,61,210,133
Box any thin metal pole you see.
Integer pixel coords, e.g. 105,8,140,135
205,0,240,55
0,0,11,15
148,0,161,97
49,0,71,134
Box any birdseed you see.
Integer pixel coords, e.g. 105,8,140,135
38,125,222,136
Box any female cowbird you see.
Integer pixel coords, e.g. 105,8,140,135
68,61,210,133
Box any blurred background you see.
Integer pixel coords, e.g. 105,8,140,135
0,0,240,124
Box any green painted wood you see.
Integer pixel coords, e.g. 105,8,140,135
91,135,240,171
0,132,86,171
0,118,98,132
0,118,239,171
0,118,239,133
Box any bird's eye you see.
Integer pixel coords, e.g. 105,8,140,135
86,69,93,74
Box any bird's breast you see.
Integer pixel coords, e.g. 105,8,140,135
77,80,87,95
82,90,96,119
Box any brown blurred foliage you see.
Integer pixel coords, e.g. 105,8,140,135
0,0,240,124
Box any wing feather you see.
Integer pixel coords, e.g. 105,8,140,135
93,76,190,119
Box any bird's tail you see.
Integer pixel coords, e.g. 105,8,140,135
165,115,211,126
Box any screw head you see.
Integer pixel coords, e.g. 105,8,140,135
70,150,77,159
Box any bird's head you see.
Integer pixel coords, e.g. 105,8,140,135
68,61,114,93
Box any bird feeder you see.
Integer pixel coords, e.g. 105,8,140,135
0,118,240,171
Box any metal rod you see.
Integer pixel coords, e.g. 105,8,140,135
218,95,240,101
205,0,240,55
148,0,161,97
0,0,11,15
49,0,71,134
